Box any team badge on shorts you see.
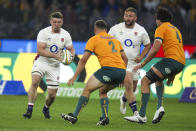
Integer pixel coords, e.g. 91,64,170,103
165,68,171,75
103,75,111,82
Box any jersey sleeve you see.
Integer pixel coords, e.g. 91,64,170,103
85,37,95,53
155,26,165,41
37,30,47,43
142,29,150,45
108,26,116,37
64,32,73,48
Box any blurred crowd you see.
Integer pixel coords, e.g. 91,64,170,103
0,0,196,44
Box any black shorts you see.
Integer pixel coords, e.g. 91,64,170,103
153,58,185,78
94,66,126,86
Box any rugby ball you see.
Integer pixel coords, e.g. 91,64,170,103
61,50,73,65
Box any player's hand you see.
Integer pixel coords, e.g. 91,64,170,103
133,64,142,72
167,75,175,86
67,76,76,86
134,56,142,63
71,54,75,61
56,50,63,62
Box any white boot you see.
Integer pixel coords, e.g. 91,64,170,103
152,106,165,124
124,114,147,124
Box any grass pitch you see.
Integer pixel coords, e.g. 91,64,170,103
0,94,196,131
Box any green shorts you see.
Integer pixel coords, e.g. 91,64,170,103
94,66,126,86
153,58,185,78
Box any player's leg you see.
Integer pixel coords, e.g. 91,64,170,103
133,80,138,92
73,75,105,116
122,71,138,115
96,84,115,126
61,75,105,124
152,81,165,123
140,67,164,117
124,66,164,123
23,74,42,119
155,81,164,109
120,62,139,115
152,58,184,124
45,87,58,107
42,86,58,119
42,67,59,119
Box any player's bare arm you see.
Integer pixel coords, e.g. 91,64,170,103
135,44,151,63
120,51,128,66
37,41,62,61
134,39,161,71
167,75,176,86
67,51,91,86
66,45,75,59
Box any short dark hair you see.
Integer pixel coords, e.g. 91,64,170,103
50,12,63,19
94,20,107,30
125,7,137,16
155,7,172,22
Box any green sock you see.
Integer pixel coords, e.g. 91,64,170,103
139,93,150,117
100,98,109,118
156,85,164,109
73,96,88,117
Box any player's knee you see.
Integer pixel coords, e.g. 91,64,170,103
155,81,164,87
31,82,39,88
99,88,107,95
83,87,93,95
133,85,137,92
146,68,163,84
124,77,133,88
141,76,151,86
48,93,56,99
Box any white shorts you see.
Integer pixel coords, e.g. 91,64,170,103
126,61,140,80
32,60,60,89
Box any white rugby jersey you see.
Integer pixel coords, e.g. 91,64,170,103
36,26,72,66
108,22,150,61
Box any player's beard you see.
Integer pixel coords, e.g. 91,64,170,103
125,20,135,27
53,27,60,33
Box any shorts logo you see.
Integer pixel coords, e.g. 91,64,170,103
103,75,111,82
165,68,171,74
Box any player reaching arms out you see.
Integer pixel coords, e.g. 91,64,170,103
124,7,185,124
61,20,128,126
23,12,75,119
108,7,151,115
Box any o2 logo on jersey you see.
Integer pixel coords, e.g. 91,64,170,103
124,39,135,48
50,45,58,53
124,39,132,47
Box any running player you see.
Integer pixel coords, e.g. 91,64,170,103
108,7,151,115
61,20,127,126
124,7,185,124
23,12,75,119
